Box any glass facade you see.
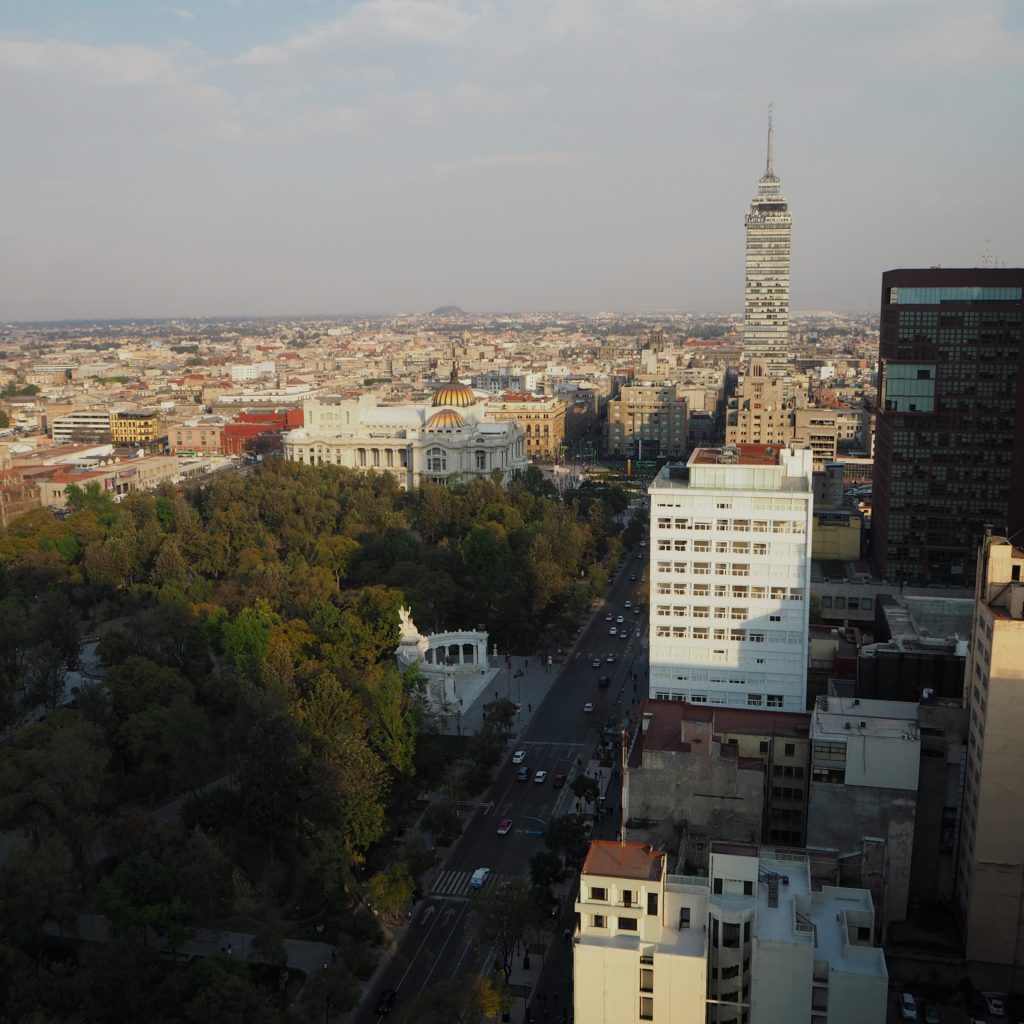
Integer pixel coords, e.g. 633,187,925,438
890,286,1022,305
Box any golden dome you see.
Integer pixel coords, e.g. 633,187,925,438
426,409,467,430
432,365,476,408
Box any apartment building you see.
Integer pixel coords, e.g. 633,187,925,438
573,840,887,1024
110,410,162,445
647,444,814,711
482,393,567,460
607,384,689,459
806,696,920,931
957,534,1024,967
725,361,799,448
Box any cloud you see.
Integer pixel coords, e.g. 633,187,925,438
235,0,480,66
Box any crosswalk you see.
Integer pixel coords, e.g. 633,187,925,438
430,870,521,899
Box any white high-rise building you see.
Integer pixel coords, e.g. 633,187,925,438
647,443,814,711
743,107,792,375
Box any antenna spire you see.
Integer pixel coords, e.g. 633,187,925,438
766,103,775,178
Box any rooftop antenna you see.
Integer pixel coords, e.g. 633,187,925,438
764,103,777,180
981,240,996,268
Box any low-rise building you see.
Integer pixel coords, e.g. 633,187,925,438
482,393,567,460
110,409,162,445
574,840,888,1024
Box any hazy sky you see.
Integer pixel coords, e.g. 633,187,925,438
2,0,1022,320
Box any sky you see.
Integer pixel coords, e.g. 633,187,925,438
1,0,1022,320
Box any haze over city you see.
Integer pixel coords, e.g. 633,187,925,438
2,0,1022,320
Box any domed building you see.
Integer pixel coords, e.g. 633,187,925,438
282,365,527,488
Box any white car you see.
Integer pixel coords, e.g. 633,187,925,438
470,867,491,890
592,657,602,668
533,770,548,784
983,994,1005,1017
608,626,617,636
900,993,918,1022
512,750,527,764
583,702,594,712
616,615,624,624
624,600,632,609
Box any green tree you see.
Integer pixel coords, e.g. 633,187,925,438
421,801,462,846
299,965,358,1024
529,849,564,890
366,860,414,921
544,814,588,865
469,877,541,979
570,775,599,804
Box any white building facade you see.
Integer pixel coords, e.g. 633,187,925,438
647,444,814,711
574,840,888,1024
282,368,528,489
743,110,792,375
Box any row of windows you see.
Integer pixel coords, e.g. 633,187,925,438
655,604,789,621
653,625,801,644
652,692,788,708
657,540,773,556
656,582,801,600
656,517,805,534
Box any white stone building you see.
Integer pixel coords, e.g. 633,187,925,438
647,444,814,711
282,368,527,488
573,840,888,1024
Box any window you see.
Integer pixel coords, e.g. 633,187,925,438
679,907,691,929
592,915,606,928
640,996,654,1020
427,447,447,472
590,886,607,901
767,694,784,708
618,917,638,931
475,449,486,470
647,892,659,916
784,743,795,757
722,923,740,948
640,968,654,993
623,889,633,907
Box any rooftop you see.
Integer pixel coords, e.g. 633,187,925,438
811,695,919,741
582,841,665,882
690,443,783,467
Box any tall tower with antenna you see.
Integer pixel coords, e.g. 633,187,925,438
743,105,793,375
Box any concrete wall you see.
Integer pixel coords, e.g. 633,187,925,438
842,734,920,791
750,938,813,1024
827,968,888,1024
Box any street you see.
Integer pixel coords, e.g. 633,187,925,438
354,547,647,1022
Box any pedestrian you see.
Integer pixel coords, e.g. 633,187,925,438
406,910,412,922
226,943,233,955
527,703,532,713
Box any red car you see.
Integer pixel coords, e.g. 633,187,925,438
552,774,567,789
497,818,513,835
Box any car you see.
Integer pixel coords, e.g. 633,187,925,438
497,818,513,835
616,615,625,624
608,626,617,636
516,766,529,781
604,612,614,621
583,702,594,712
900,993,919,1021
533,770,547,784
984,994,1006,1017
629,573,637,581
924,1005,941,1024
470,867,491,889
375,988,398,1015
636,552,643,559
606,652,615,663
624,600,632,609
598,675,610,688
512,750,527,764
592,657,602,668
552,773,566,789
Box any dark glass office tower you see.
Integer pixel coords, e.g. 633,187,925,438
872,268,1024,586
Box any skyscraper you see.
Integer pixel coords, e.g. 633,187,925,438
743,107,792,375
871,268,1024,586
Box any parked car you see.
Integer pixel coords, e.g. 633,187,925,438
924,1004,941,1024
984,994,1006,1017
900,993,918,1021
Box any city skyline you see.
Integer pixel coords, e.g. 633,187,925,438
2,0,1022,320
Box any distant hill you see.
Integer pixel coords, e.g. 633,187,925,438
429,305,465,316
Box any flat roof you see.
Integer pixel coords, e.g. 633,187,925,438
690,443,782,467
582,840,665,882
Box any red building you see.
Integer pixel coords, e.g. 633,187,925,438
221,409,303,456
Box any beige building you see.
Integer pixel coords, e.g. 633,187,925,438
957,534,1024,967
792,408,839,469
607,384,688,459
726,361,798,449
482,393,567,460
574,840,888,1024
170,416,228,455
